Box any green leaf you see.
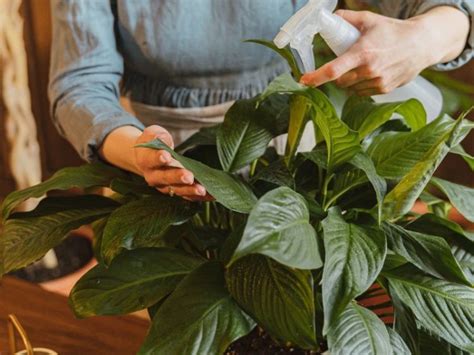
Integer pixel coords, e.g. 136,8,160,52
109,174,158,197
70,248,203,318
230,187,322,270
226,254,317,349
383,223,470,285
139,261,255,355
321,208,387,333
450,144,474,171
302,146,328,169
388,328,411,355
100,195,198,265
342,96,426,138
251,159,295,188
217,95,289,172
391,290,420,355
419,328,471,355
175,124,219,152
407,214,474,283
327,302,392,355
1,162,126,220
381,116,464,220
285,95,312,166
385,265,474,352
245,39,302,80
137,139,257,213
259,73,305,102
368,116,458,180
330,152,387,221
260,74,362,172
1,195,118,275
307,89,361,173
431,177,474,223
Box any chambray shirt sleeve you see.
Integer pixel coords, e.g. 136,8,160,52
378,0,474,71
48,0,144,162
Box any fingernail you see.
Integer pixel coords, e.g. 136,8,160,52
181,174,194,184
196,185,206,196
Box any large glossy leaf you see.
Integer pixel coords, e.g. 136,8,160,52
139,261,255,355
1,195,118,275
385,265,474,352
138,139,257,213
251,159,295,188
245,39,302,80
368,116,457,180
70,248,203,318
342,96,426,138
391,290,420,355
226,254,317,349
383,223,470,285
388,328,411,355
100,195,198,264
259,73,305,102
330,152,387,220
419,328,471,355
321,208,387,333
327,302,392,355
230,187,322,270
307,89,361,173
431,178,474,223
407,214,474,283
217,95,289,172
1,162,126,220
261,74,361,172
381,116,464,220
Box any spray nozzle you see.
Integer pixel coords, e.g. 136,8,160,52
274,0,359,73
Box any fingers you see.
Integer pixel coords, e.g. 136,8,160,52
145,167,194,186
335,67,374,88
156,183,207,198
141,125,174,148
300,46,363,87
334,10,374,30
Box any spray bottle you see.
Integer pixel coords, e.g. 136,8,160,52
274,0,443,121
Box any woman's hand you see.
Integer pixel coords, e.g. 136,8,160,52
134,125,211,201
99,125,211,201
300,7,470,96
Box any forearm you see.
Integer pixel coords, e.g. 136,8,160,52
410,6,470,66
99,125,143,175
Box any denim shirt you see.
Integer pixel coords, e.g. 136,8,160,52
48,0,474,161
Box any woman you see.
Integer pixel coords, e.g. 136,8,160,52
49,0,472,201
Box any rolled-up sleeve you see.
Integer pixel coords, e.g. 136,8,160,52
49,0,144,162
378,0,474,71
415,1,473,71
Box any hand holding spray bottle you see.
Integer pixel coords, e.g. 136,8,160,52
274,0,443,121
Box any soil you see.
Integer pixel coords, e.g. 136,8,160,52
225,328,325,355
9,234,93,283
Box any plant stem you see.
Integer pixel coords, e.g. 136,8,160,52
249,159,258,178
205,202,211,225
322,173,334,211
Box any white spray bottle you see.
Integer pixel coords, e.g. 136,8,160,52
274,0,443,121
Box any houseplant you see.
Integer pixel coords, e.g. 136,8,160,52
1,42,473,354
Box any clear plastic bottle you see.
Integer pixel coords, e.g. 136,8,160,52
274,0,443,121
